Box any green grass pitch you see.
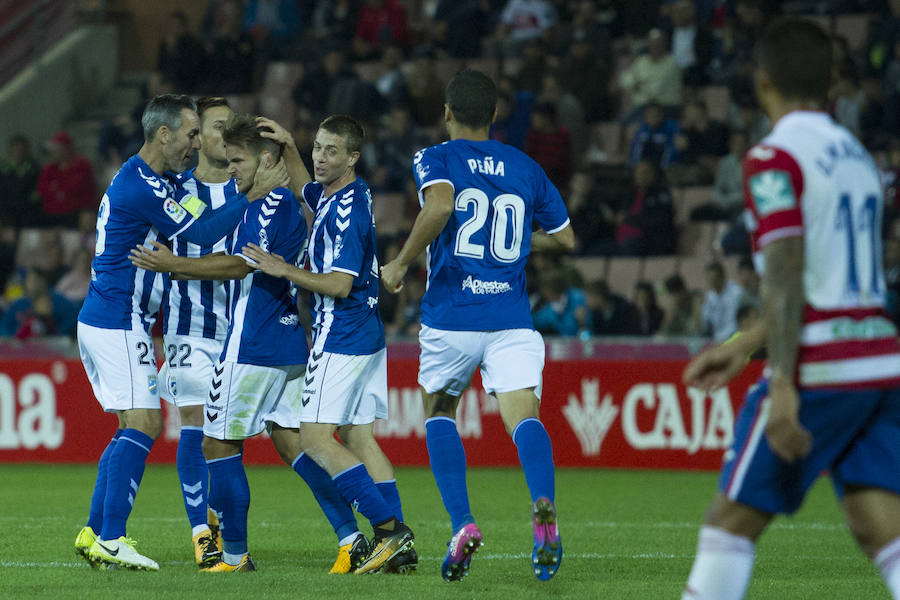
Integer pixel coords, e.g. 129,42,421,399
0,465,889,598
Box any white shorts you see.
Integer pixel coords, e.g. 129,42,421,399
204,360,305,441
418,325,545,398
300,348,388,426
159,335,224,407
77,321,161,412
264,371,306,430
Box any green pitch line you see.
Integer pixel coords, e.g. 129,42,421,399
0,465,888,599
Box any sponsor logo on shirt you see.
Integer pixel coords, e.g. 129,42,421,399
280,314,299,326
462,275,512,295
164,197,188,223
749,170,795,217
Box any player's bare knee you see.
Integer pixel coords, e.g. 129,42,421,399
178,405,204,428
423,391,459,419
123,408,163,439
702,494,772,542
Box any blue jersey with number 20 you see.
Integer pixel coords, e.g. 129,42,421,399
412,139,569,331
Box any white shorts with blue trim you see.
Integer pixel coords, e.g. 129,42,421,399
159,334,224,407
300,348,388,426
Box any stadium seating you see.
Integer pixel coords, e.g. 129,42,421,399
572,256,607,283
607,257,642,295
698,86,729,122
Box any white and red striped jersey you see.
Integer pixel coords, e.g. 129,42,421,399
743,110,900,390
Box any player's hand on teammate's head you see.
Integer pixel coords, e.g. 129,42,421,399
682,341,747,391
379,259,406,293
256,116,293,148
247,157,289,200
241,243,287,277
129,240,175,273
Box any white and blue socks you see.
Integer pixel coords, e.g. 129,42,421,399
292,452,359,542
375,479,404,522
683,526,756,600
512,418,556,503
332,463,395,529
100,428,154,540
207,453,250,565
176,427,208,532
875,536,900,599
86,429,121,533
425,417,474,533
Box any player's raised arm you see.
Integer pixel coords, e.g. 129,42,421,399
380,181,454,292
256,116,310,199
130,240,251,280
241,242,353,298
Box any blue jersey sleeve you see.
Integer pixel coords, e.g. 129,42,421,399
330,194,373,277
413,145,454,195
301,181,322,213
532,165,570,234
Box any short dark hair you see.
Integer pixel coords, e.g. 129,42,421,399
141,94,197,142
318,115,364,154
756,16,832,103
223,113,283,161
446,69,497,129
738,255,754,271
196,97,230,123
665,274,686,294
706,261,724,276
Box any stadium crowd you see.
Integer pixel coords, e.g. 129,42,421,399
2,0,900,344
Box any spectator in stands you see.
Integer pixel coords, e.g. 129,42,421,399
666,0,715,86
885,237,900,327
669,99,729,186
516,41,550,94
312,0,359,44
883,140,900,226
578,279,634,337
524,102,572,193
373,105,430,193
629,280,664,336
559,37,612,123
831,66,866,139
405,47,446,127
292,44,356,119
538,72,587,156
532,270,587,337
36,131,97,229
242,0,300,51
0,268,77,339
353,0,411,59
54,248,92,311
629,103,679,169
431,0,492,58
39,235,68,288
728,96,770,145
374,45,409,107
659,274,701,337
736,255,759,310
602,160,675,256
699,260,742,342
204,0,256,93
690,129,749,222
0,135,40,237
619,29,683,120
492,0,557,57
157,10,206,94
490,78,535,149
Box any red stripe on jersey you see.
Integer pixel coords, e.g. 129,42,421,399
803,305,888,323
743,145,805,247
799,337,900,363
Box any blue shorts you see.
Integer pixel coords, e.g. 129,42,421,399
719,378,900,515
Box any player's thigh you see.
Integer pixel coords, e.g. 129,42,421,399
203,361,292,441
480,328,545,397
495,388,541,435
160,335,222,408
840,486,900,557
719,379,881,516
417,326,484,398
702,493,774,541
78,322,161,412
300,350,385,426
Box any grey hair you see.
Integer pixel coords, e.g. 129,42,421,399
141,94,197,142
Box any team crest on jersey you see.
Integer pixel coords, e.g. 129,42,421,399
164,197,188,223
749,171,796,217
169,376,177,397
148,374,158,395
333,234,344,259
258,228,270,253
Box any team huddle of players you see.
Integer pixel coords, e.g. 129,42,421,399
66,17,900,599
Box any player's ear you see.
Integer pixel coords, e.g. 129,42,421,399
491,106,498,125
444,104,452,124
157,125,170,144
348,151,360,168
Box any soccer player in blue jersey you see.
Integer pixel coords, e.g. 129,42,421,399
73,95,285,571
243,115,416,575
155,96,237,568
380,69,575,582
132,114,362,573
